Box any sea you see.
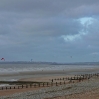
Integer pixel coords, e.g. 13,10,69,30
0,62,99,81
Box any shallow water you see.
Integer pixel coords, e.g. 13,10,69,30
0,63,97,73
0,62,99,81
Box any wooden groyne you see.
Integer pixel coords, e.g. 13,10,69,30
0,81,44,84
0,73,99,91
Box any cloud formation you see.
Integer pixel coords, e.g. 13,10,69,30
0,0,99,62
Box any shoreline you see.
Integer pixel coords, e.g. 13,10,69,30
0,68,99,79
0,68,99,98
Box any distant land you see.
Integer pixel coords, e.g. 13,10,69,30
0,61,99,65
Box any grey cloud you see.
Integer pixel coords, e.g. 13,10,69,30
0,0,99,62
0,0,99,18
14,17,82,37
64,4,99,18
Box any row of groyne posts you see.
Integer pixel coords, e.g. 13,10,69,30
0,73,99,90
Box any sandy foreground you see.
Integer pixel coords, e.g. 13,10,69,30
47,89,99,99
0,77,99,99
0,69,99,99
0,75,71,96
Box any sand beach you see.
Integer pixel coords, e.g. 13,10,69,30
0,64,99,99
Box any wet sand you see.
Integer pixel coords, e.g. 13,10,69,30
0,67,99,81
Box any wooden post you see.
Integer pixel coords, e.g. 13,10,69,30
14,86,15,89
47,82,48,86
22,85,23,88
56,82,57,86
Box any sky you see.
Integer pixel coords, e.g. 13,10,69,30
0,0,99,62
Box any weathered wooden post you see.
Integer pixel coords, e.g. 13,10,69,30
47,82,48,86
56,82,57,86
30,84,32,88
22,85,23,88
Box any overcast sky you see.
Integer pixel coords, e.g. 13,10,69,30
0,0,99,62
